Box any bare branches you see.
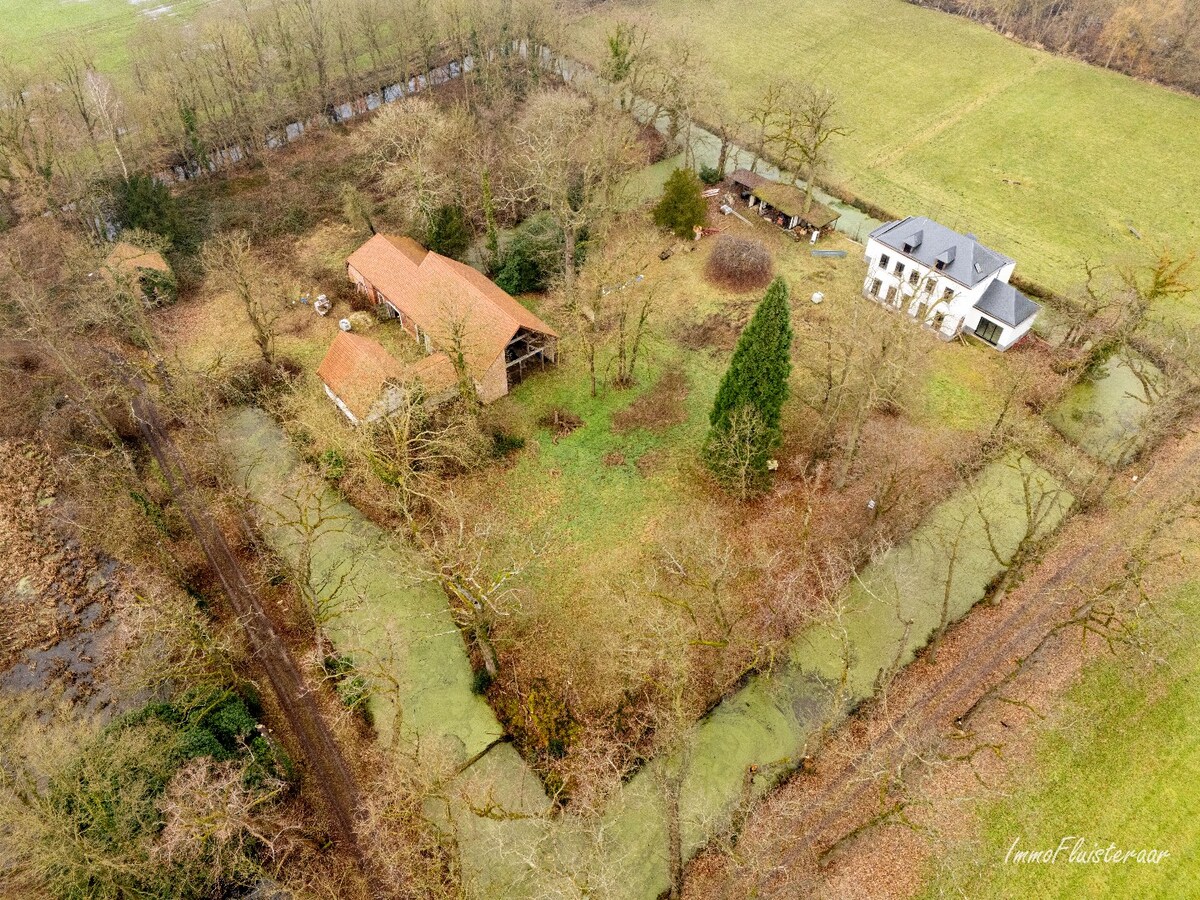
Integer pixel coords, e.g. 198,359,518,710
202,231,279,367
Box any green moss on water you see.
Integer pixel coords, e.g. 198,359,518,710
1047,350,1161,465
220,408,503,764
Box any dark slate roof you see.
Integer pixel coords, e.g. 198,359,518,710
869,216,1013,288
973,279,1040,327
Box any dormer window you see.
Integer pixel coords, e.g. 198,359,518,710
935,246,956,270
902,230,923,253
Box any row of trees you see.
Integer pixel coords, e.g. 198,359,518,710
600,18,848,210
0,0,561,222
916,0,1200,94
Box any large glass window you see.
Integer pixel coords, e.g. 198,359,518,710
975,317,1004,345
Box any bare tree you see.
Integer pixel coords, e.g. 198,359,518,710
358,97,475,235
567,224,659,395
422,499,548,679
203,231,279,367
362,393,485,519
511,89,642,299
263,477,363,659
84,71,130,180
972,454,1071,605
793,83,848,214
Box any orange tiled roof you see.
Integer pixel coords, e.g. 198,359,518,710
317,331,404,420
317,331,458,420
346,234,557,379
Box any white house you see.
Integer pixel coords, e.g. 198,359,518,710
862,217,1040,350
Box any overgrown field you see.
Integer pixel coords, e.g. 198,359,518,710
572,0,1200,318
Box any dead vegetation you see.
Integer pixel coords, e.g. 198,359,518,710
704,234,774,292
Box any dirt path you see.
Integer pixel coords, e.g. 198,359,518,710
131,392,368,863
683,421,1200,897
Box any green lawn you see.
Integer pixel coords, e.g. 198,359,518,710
2,0,215,72
572,0,1200,321
922,582,1200,899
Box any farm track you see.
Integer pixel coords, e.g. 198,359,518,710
130,391,370,873
757,421,1200,894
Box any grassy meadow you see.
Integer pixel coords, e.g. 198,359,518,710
572,0,1200,321
1,0,215,71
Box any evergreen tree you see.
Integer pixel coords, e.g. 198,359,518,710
653,168,707,238
112,174,184,249
425,204,472,260
703,275,793,496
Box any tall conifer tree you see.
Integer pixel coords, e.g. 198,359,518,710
704,275,793,495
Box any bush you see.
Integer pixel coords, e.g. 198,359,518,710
323,654,371,714
698,164,722,185
494,213,572,294
30,686,291,900
319,447,346,481
653,168,708,238
138,267,178,306
112,174,184,249
704,235,774,291
425,204,472,260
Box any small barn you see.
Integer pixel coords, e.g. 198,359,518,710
728,170,841,235
316,330,458,425
102,242,176,305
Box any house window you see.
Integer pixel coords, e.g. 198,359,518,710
975,317,1004,346
885,285,898,304
894,261,905,276
943,287,955,301
908,269,921,286
879,253,891,271
871,278,883,298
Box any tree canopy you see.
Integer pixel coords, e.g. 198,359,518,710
653,168,707,238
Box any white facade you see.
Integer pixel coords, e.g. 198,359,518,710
862,226,1038,351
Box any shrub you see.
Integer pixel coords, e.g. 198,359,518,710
494,213,569,294
653,168,708,238
112,174,184,249
698,164,722,185
425,204,472,260
138,267,178,306
319,447,347,481
490,428,526,458
323,654,371,714
28,686,290,900
704,235,774,291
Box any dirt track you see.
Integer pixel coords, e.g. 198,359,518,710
131,393,367,861
685,421,1200,897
